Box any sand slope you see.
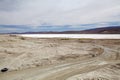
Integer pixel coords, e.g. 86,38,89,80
0,35,120,80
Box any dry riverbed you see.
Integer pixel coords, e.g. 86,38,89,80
0,35,120,80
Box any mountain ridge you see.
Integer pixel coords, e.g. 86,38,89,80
5,26,120,34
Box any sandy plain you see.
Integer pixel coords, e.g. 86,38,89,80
0,35,120,80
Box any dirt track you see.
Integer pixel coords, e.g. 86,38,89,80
0,35,120,80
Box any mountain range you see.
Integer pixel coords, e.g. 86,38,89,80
9,26,120,34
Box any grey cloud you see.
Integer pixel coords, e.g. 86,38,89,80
0,0,21,11
0,0,120,26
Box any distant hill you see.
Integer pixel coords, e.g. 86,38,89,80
11,26,120,34
74,26,120,34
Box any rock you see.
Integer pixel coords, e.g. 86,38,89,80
1,68,8,72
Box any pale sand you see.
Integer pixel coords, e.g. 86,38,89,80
0,35,120,80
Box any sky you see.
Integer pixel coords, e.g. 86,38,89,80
0,0,120,33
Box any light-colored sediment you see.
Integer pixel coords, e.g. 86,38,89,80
0,35,120,80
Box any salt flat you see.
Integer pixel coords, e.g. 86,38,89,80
20,34,120,39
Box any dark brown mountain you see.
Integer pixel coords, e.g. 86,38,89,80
74,26,120,34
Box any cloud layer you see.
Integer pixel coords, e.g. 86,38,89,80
0,0,120,32
0,22,120,33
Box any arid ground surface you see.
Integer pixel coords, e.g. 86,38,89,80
0,35,120,80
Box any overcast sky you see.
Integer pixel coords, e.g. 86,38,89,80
0,0,120,33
